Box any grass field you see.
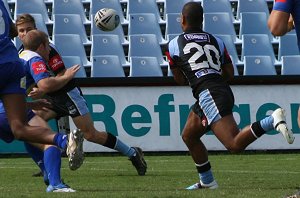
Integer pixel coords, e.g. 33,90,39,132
0,152,299,197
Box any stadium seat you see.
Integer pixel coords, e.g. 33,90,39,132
202,0,237,23
129,57,163,77
230,56,239,76
90,14,128,45
278,34,300,60
215,34,242,66
165,13,182,41
164,0,190,16
15,0,52,24
90,0,128,25
236,0,270,20
281,56,300,75
2,0,12,19
91,35,129,67
239,12,275,43
127,0,164,24
52,0,90,24
29,14,49,36
61,56,87,78
167,65,173,77
91,55,125,77
53,34,91,67
241,34,279,65
243,56,277,76
14,37,22,50
203,13,241,44
128,34,168,67
166,34,179,42
128,13,167,45
53,14,91,45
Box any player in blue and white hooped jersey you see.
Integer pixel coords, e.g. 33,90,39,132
167,2,294,190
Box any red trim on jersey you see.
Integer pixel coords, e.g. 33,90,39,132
165,51,175,68
32,61,47,75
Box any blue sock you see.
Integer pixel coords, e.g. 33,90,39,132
44,146,62,186
259,115,274,132
53,133,68,150
199,169,214,185
114,139,135,157
24,142,45,173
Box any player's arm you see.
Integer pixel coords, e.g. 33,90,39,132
268,10,294,36
221,47,234,81
37,64,80,93
166,51,187,85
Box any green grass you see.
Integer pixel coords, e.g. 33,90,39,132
0,153,299,197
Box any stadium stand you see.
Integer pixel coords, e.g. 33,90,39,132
9,0,289,77
61,56,87,78
278,34,300,60
281,56,300,75
243,56,277,76
52,0,90,24
30,13,50,36
128,34,168,67
53,14,91,45
53,34,91,67
128,13,167,45
91,35,129,67
91,55,126,77
129,57,163,77
15,0,52,24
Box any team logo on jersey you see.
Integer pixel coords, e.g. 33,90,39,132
49,54,64,71
32,61,47,74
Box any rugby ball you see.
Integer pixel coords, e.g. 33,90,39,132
94,8,120,31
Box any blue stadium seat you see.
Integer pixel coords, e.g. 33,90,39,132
127,0,164,24
14,37,22,50
91,55,125,77
167,65,173,77
129,57,163,77
61,56,87,78
243,56,277,76
241,34,279,65
278,34,300,60
215,34,242,66
281,56,300,75
91,35,129,67
166,34,179,42
90,0,128,25
165,13,182,41
53,14,91,45
28,14,49,36
239,12,276,43
2,0,12,19
91,14,128,45
53,34,91,67
15,0,52,24
128,34,168,67
230,56,239,76
129,13,167,44
236,0,270,20
164,0,190,15
52,0,90,24
202,0,237,23
203,13,241,44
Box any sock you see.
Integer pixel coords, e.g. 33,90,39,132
103,133,135,157
24,142,45,178
53,133,68,150
259,115,274,132
251,121,267,138
44,146,62,186
196,161,214,185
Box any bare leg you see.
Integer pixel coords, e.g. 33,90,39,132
2,94,56,144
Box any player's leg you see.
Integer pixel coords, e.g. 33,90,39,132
183,106,218,190
72,113,147,175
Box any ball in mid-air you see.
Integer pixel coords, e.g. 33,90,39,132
94,8,120,31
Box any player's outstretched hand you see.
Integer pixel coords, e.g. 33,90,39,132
65,64,81,79
28,87,44,99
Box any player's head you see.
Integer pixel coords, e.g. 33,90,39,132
23,30,50,62
15,13,37,42
181,2,203,31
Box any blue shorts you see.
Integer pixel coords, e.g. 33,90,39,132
0,60,26,95
0,110,35,143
